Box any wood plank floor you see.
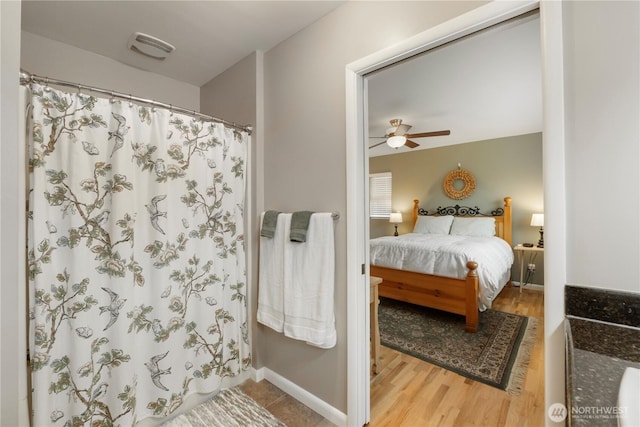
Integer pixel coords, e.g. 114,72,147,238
369,285,545,427
242,286,544,426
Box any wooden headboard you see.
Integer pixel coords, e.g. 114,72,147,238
412,196,512,246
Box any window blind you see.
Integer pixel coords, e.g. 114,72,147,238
369,172,392,218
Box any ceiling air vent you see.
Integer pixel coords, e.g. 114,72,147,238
127,32,175,60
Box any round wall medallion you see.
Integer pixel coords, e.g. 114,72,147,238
443,168,476,200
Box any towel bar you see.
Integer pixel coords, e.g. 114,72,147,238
263,211,339,220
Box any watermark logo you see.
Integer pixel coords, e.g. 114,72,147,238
548,403,567,422
572,405,627,420
548,403,629,423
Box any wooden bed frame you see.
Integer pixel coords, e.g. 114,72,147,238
370,197,512,332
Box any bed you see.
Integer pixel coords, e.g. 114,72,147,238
370,197,513,332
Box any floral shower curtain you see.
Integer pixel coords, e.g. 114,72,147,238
27,83,250,426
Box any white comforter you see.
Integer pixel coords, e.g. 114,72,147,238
370,233,514,310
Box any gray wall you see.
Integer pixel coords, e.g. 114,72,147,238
563,1,639,293
369,133,545,285
261,1,485,413
3,2,637,424
21,31,200,110
201,53,257,125
257,1,639,415
1,1,23,424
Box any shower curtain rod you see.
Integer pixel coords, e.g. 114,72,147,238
19,70,253,135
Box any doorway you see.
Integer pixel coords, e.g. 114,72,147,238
365,11,544,425
345,2,567,426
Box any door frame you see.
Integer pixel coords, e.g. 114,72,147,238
345,1,567,426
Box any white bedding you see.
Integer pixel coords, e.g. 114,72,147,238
370,233,514,311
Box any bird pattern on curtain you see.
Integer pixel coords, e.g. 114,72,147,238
27,84,250,426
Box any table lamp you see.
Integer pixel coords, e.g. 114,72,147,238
530,213,544,248
389,212,403,236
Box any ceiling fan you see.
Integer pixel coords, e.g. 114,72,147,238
369,119,450,149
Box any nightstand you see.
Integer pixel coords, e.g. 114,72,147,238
513,244,544,293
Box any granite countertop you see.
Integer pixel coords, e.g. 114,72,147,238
565,285,640,427
565,317,640,427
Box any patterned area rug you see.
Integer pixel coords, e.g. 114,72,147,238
162,387,286,427
379,297,538,395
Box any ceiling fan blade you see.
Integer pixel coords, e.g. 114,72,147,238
394,124,412,136
405,130,451,138
404,139,419,148
369,140,388,149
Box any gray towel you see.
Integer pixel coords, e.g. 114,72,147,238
261,210,281,238
290,211,314,242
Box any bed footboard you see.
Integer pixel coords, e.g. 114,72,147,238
371,261,479,332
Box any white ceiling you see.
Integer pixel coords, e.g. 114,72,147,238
21,1,345,87
367,12,542,157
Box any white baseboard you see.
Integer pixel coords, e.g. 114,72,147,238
251,367,347,427
251,366,265,382
511,281,544,291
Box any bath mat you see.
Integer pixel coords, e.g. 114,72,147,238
378,297,538,395
162,387,286,427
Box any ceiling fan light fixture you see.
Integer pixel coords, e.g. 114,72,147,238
387,135,406,148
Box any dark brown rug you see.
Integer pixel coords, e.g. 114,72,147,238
378,297,538,395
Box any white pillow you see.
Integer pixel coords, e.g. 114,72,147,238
413,215,454,235
450,217,496,237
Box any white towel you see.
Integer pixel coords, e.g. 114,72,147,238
283,212,336,348
257,212,287,332
257,212,336,349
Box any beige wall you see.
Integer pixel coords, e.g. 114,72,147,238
261,1,485,413
563,1,639,293
200,53,257,125
370,133,545,285
1,1,23,425
21,31,200,110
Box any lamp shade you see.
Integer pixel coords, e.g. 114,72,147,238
387,135,406,148
389,212,403,224
530,213,544,227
